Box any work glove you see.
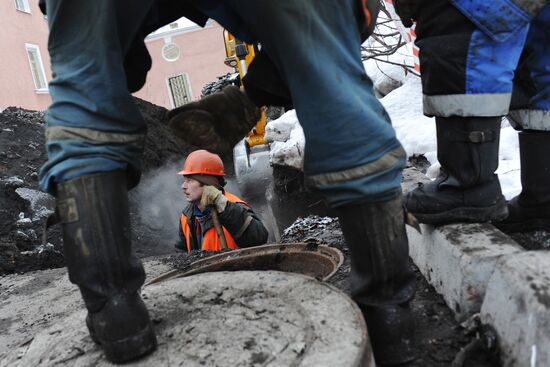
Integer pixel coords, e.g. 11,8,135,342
167,86,261,155
200,185,228,213
393,0,421,28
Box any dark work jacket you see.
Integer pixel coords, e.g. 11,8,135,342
176,193,268,252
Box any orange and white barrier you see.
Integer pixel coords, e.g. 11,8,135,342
383,0,420,73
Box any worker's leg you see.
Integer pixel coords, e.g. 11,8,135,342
405,0,531,224
39,0,157,362
204,1,416,364
497,5,550,232
39,0,154,194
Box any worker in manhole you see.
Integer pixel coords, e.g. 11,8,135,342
176,150,268,252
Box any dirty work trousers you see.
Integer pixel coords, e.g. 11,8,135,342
40,0,408,209
415,0,550,131
39,0,157,195
198,0,407,208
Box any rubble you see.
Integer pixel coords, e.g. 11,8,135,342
0,99,190,274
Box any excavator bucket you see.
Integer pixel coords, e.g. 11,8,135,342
232,137,271,193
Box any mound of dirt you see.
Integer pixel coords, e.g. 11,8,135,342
0,98,191,274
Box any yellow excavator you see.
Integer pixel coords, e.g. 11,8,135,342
222,30,268,166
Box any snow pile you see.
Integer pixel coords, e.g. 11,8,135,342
362,13,415,97
265,110,298,143
266,110,305,170
380,75,436,162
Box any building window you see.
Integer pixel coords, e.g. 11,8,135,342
168,74,192,108
162,42,181,62
15,0,31,13
25,44,49,93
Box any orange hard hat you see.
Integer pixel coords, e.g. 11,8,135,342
178,150,225,176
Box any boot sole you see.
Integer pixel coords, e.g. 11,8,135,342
412,197,509,225
98,324,157,363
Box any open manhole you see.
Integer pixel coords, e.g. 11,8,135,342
148,243,343,285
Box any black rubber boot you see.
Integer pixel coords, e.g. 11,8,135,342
495,130,550,232
336,196,417,366
167,85,261,155
56,171,157,363
405,116,508,225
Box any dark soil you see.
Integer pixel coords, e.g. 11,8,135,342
0,99,192,274
408,154,431,174
508,230,550,250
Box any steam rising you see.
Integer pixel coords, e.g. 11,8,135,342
130,161,186,247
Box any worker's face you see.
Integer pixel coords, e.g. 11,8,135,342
182,177,203,203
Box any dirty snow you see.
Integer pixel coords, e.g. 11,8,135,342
265,110,299,143
267,66,521,200
2,176,24,186
15,187,55,221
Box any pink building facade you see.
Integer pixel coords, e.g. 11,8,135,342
0,3,230,112
135,21,230,109
0,0,52,111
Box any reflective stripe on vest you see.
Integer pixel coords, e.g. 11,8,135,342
180,192,249,252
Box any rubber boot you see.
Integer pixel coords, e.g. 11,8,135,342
167,85,261,155
336,196,417,366
56,171,157,363
495,130,550,232
405,116,508,224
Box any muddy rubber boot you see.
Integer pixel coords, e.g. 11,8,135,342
495,130,550,232
336,196,417,365
167,85,261,155
405,116,508,225
56,171,157,363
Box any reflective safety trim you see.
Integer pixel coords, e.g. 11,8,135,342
423,93,511,118
305,146,406,188
46,126,146,146
234,215,253,239
508,109,550,131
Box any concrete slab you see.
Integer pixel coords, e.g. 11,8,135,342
481,252,550,367
0,257,172,361
2,271,373,367
407,223,523,321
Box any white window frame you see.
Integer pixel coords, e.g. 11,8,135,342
15,0,31,13
25,44,49,93
166,73,193,108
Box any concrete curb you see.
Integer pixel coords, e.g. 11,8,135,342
481,252,550,367
407,223,523,322
403,168,550,366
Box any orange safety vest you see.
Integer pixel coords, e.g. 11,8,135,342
180,192,248,252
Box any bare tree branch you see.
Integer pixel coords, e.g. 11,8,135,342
361,1,419,77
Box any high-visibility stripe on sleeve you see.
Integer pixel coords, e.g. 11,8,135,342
46,126,145,146
305,146,406,187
